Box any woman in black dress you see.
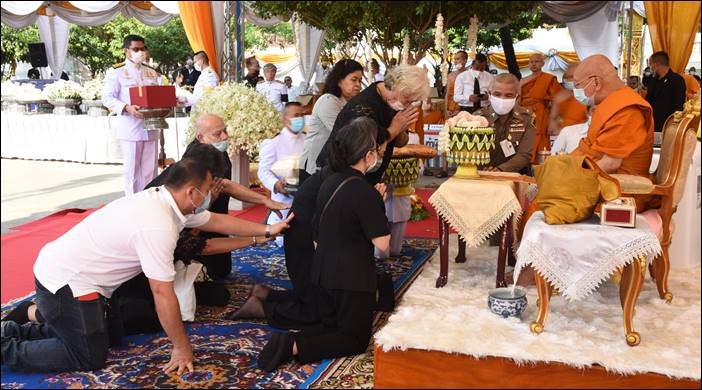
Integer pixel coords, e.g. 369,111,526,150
257,117,391,371
233,65,430,328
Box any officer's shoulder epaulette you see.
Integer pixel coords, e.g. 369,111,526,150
112,62,125,69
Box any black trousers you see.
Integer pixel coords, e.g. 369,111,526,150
295,287,375,364
263,215,320,330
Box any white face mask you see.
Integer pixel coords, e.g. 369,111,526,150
453,63,464,70
389,100,406,111
489,95,517,115
130,51,145,64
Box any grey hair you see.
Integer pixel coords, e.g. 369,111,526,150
328,117,379,172
263,63,277,72
385,65,431,102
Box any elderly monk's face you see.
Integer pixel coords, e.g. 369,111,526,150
529,56,544,73
491,81,519,100
198,118,229,145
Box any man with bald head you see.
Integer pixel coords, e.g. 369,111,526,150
571,54,654,210
549,64,588,136
145,113,289,279
475,73,536,173
519,53,563,162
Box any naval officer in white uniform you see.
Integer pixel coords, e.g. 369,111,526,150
257,102,306,246
256,63,288,112
181,50,219,108
102,35,163,196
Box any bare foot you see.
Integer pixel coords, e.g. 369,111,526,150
251,284,271,301
227,296,265,320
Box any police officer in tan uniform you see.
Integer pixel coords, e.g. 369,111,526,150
475,73,536,174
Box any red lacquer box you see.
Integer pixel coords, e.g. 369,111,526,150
600,197,637,228
129,85,176,108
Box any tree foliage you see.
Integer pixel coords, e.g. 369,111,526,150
251,1,538,65
69,16,191,77
245,22,295,51
1,24,40,79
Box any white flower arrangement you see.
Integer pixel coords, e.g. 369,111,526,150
1,81,19,97
401,34,411,65
441,34,449,86
434,13,444,53
43,80,84,100
13,82,44,101
80,79,105,101
189,82,282,159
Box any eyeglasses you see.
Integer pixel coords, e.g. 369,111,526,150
575,76,596,89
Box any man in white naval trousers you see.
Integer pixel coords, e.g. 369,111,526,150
180,50,219,108
102,34,163,196
257,102,306,246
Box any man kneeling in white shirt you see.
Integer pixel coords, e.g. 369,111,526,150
1,158,292,374
258,102,306,246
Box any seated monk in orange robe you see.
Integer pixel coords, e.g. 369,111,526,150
683,73,700,101
520,53,563,162
549,63,589,135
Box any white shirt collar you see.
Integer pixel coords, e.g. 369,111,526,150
159,186,188,225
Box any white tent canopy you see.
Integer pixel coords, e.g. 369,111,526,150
1,1,325,88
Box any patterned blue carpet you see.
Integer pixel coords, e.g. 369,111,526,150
1,238,437,389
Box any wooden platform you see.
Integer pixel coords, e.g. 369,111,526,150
374,345,701,389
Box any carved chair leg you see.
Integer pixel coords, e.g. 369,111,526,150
436,216,449,288
455,237,467,263
653,247,673,302
531,271,552,335
620,257,646,346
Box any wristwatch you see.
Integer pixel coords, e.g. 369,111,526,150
264,224,271,238
252,236,257,247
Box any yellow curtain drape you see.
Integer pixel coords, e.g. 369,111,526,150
487,51,580,69
257,53,298,64
178,1,219,76
644,1,701,74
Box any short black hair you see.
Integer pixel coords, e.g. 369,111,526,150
370,59,380,71
474,53,488,63
163,157,212,190
183,142,225,177
328,117,378,172
194,50,209,64
650,51,669,66
245,56,258,67
322,58,363,98
123,35,145,49
285,102,302,109
456,50,468,59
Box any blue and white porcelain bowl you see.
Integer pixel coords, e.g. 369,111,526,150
488,287,527,318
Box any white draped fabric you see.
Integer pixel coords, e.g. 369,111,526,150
37,16,70,79
0,113,189,164
244,1,285,28
293,16,325,95
0,1,176,28
0,8,38,28
150,1,181,15
566,6,620,68
68,1,120,13
0,1,44,16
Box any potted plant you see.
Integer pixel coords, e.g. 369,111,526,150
43,80,84,115
80,79,108,116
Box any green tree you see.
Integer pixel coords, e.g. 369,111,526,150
245,22,295,51
69,16,190,77
1,24,40,79
252,1,537,65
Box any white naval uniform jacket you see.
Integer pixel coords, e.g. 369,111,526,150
102,59,163,141
256,80,288,112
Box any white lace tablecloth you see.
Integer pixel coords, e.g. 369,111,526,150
0,112,189,163
428,177,523,247
515,211,662,301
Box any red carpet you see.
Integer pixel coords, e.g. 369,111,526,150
1,189,437,304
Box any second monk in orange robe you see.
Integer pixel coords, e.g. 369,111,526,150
519,53,563,162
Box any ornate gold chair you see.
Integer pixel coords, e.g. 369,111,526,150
611,93,701,303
